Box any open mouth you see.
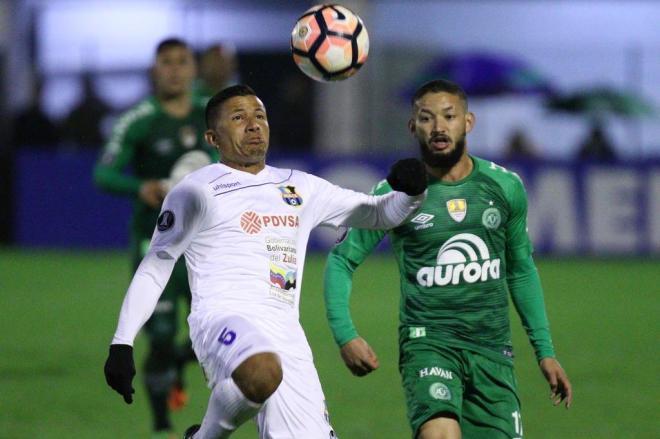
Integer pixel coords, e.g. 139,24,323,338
430,134,451,151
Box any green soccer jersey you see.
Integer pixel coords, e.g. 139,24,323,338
325,156,555,363
94,96,217,238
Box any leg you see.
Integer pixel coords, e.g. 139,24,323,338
399,339,465,439
190,314,282,439
133,239,180,434
195,353,282,439
417,413,461,439
461,353,523,438
256,352,337,439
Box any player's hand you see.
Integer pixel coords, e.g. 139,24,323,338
139,180,166,209
387,158,428,196
539,357,572,408
104,344,136,404
340,337,380,377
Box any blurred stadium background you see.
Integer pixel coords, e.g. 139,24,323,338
1,0,659,438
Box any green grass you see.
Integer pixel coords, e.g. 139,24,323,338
1,249,658,438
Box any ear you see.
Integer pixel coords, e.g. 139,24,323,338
204,130,217,148
465,112,476,134
408,118,416,136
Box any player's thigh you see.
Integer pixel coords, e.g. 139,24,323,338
195,314,279,389
399,343,465,438
462,354,523,438
256,353,337,439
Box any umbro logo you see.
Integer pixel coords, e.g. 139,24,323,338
411,213,434,230
411,213,434,224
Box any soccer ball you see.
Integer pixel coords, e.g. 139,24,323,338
291,4,369,82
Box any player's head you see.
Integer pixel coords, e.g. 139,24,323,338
152,38,196,99
409,79,475,169
204,84,269,169
198,43,238,92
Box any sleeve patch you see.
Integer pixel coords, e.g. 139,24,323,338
157,210,175,231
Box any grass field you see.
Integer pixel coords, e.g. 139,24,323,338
1,248,658,438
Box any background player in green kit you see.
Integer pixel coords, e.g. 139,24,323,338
324,79,573,438
94,38,217,438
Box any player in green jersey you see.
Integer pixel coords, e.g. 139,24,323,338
324,79,572,438
94,38,217,438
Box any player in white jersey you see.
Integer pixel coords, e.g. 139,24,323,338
104,84,428,439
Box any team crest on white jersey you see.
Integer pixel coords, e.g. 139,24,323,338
446,199,467,222
416,233,500,286
279,185,303,207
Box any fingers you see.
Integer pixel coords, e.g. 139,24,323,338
121,384,135,404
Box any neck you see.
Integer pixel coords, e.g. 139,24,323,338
158,91,191,118
221,158,266,175
426,153,473,182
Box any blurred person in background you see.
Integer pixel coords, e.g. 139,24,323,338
324,79,572,439
577,123,617,161
94,37,217,439
194,43,239,101
504,127,539,160
10,73,60,148
61,72,111,149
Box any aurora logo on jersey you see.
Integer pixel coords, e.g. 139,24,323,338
278,185,303,207
446,199,467,222
416,233,501,286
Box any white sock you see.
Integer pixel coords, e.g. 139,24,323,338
195,377,262,439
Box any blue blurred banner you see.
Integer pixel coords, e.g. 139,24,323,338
14,149,660,255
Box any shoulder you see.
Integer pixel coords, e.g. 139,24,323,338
474,156,526,199
114,98,158,130
371,179,393,195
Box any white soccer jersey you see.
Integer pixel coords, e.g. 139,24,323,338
112,162,424,361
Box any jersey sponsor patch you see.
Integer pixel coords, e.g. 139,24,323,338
446,199,467,222
279,185,303,207
428,382,452,400
157,210,175,231
240,211,300,234
416,233,501,286
240,211,263,234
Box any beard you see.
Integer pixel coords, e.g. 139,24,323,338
419,133,466,168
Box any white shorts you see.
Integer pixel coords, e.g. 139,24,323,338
192,313,337,439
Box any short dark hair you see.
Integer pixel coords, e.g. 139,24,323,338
412,79,468,110
155,38,190,56
205,84,257,129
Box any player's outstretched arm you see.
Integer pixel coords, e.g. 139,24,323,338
539,357,573,408
340,337,380,377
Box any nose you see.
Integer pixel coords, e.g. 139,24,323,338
246,117,261,132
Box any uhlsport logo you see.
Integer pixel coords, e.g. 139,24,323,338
416,233,500,286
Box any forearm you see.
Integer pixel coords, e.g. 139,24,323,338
111,252,176,345
347,190,426,230
324,252,360,347
508,256,555,362
94,164,142,196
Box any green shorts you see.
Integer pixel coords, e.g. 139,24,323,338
400,340,523,438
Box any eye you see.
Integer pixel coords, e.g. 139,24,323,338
256,114,265,120
232,114,243,121
445,115,455,120
419,115,430,122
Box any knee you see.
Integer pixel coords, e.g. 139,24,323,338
232,352,283,403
